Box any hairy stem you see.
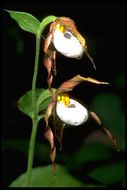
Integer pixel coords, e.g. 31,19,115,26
26,15,56,187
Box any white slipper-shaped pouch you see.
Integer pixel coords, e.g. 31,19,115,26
53,24,85,59
56,94,88,126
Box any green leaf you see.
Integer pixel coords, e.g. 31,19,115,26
18,88,44,119
2,139,50,162
10,165,87,187
37,88,56,112
5,10,40,35
88,161,125,185
18,88,56,119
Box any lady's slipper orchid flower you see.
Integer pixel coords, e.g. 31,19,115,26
56,93,89,126
53,23,85,58
44,17,86,57
43,17,96,98
44,74,119,175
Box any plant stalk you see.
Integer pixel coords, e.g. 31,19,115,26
26,33,40,187
26,15,56,187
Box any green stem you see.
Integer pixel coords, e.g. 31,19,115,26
26,15,56,187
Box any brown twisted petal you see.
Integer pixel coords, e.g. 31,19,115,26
54,114,65,147
44,21,57,53
44,126,56,175
43,54,52,78
44,101,54,128
43,47,56,87
44,32,53,53
52,50,57,76
50,146,56,176
44,126,54,149
50,145,56,163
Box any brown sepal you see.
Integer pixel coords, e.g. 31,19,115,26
90,111,102,126
57,74,109,94
90,111,120,152
101,127,120,152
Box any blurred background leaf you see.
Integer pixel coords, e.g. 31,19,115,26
10,164,88,187
88,161,125,186
63,143,113,169
2,139,50,163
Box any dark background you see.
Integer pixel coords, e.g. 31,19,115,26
1,2,125,187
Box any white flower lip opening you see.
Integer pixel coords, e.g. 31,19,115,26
56,95,89,126
53,24,85,58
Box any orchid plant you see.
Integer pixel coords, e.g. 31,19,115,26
6,10,119,187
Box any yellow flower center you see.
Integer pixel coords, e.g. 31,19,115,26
56,24,65,33
57,93,70,107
